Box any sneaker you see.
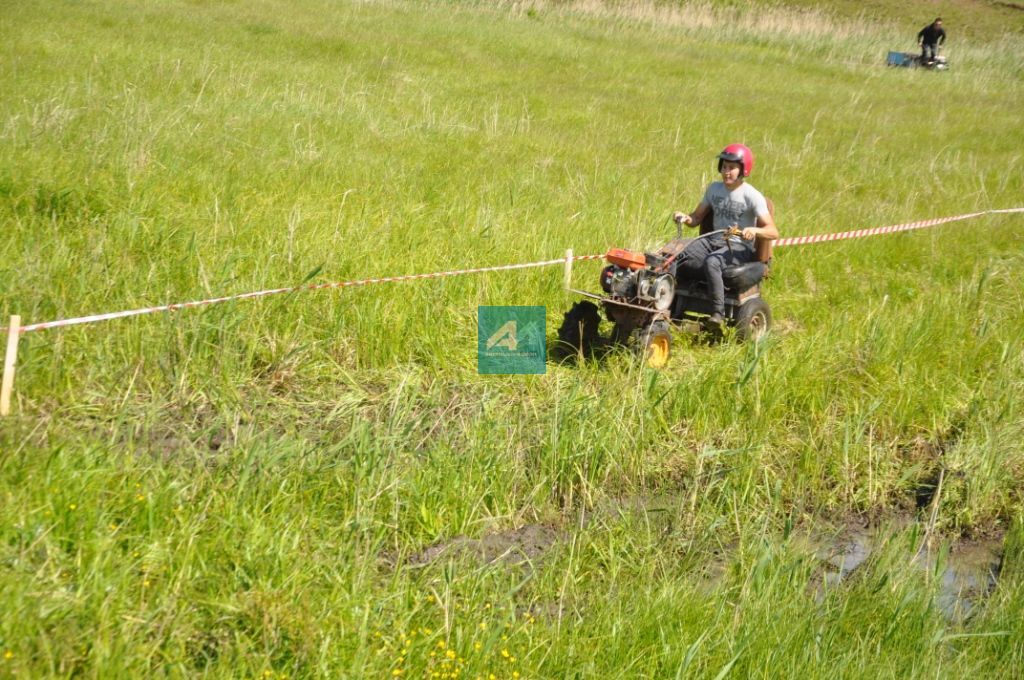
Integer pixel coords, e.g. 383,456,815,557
706,312,725,328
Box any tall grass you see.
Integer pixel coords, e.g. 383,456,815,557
1,0,1023,675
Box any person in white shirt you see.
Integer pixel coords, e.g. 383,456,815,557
672,144,779,327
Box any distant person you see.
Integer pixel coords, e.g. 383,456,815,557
917,17,946,64
672,144,778,328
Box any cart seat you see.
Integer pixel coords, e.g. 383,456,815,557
723,261,767,290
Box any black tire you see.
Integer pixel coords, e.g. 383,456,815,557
557,301,601,355
611,322,633,346
734,298,771,342
634,320,671,368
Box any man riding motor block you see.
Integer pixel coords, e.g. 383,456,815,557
672,144,779,328
918,17,946,64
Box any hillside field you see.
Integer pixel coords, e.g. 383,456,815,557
2,0,1024,676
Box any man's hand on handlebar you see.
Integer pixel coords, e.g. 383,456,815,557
741,227,759,241
673,211,694,226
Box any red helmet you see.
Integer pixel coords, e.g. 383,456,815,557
717,143,754,178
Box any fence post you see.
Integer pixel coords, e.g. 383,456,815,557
1,315,21,416
563,249,573,290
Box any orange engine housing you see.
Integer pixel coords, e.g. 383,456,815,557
605,248,646,270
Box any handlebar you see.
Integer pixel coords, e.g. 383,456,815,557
688,225,745,242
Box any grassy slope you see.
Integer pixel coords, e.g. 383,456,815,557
748,0,1024,41
2,0,1024,676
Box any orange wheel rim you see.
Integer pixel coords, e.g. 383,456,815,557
647,336,669,368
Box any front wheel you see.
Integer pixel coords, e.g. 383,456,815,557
734,298,771,342
635,320,671,368
558,301,601,355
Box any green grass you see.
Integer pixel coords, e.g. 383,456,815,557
2,0,1024,676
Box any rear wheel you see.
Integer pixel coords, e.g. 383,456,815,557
734,298,771,342
557,301,601,355
635,320,671,368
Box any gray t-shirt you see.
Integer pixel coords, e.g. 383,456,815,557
702,181,769,230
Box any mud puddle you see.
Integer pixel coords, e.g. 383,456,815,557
401,491,1004,623
583,491,1005,621
809,518,1004,621
931,540,1003,620
405,524,561,569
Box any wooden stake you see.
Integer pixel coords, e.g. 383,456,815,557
563,249,573,290
1,315,21,417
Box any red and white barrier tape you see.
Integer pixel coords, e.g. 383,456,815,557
773,208,1024,247
3,208,1021,335
6,255,605,334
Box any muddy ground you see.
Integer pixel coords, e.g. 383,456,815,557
398,492,1006,623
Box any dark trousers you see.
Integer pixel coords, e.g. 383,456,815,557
921,43,938,61
675,236,755,315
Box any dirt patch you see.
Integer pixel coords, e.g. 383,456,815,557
770,317,803,335
587,490,689,523
585,490,738,591
900,415,970,510
405,524,561,568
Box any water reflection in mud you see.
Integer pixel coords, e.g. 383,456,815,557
810,519,1003,621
